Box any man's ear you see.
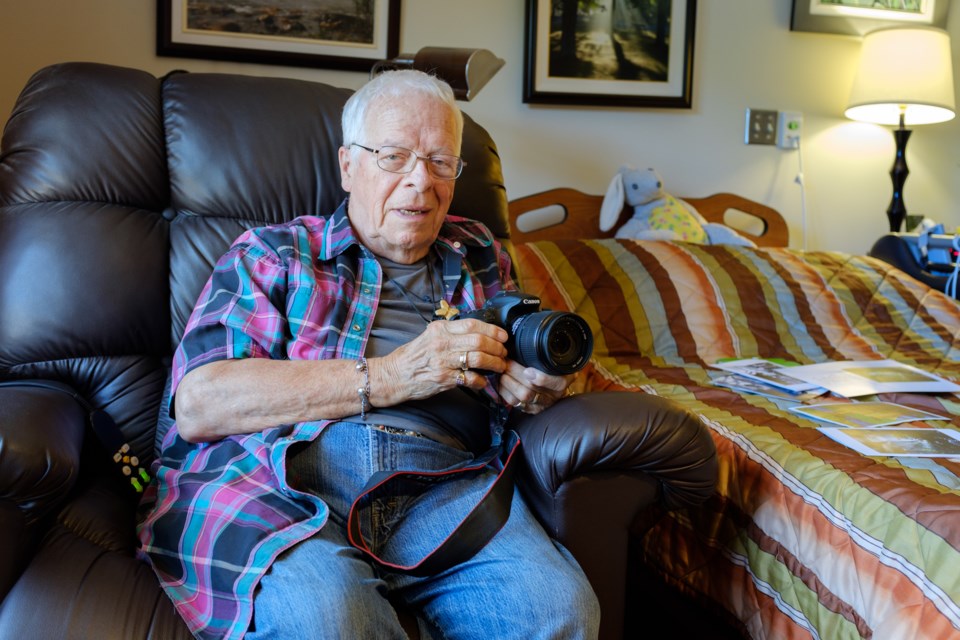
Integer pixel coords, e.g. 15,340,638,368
338,146,353,192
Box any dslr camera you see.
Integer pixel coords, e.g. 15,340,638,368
458,291,593,375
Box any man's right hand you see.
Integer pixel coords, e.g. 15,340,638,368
372,318,509,405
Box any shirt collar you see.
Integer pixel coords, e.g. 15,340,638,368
317,200,361,261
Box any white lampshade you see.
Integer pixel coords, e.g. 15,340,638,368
845,27,956,126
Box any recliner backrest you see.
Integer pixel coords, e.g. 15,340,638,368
0,62,510,474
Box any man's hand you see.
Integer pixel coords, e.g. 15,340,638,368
498,360,574,415
372,318,509,405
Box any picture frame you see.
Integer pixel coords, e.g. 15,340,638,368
523,0,697,108
157,1,401,72
791,0,949,36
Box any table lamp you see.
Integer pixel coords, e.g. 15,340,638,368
371,47,505,101
845,27,956,232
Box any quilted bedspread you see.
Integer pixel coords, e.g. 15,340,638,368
514,239,960,640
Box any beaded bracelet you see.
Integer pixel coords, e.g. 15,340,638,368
356,357,371,420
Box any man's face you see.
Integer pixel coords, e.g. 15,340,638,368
339,93,459,264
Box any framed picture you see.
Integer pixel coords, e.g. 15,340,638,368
791,0,949,36
157,1,401,72
523,0,697,108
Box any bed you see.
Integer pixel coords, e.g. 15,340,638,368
507,188,960,639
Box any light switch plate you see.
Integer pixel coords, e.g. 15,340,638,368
745,108,777,145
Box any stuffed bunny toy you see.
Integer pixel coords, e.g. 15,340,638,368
599,166,755,247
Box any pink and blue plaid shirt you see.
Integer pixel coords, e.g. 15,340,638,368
136,201,514,639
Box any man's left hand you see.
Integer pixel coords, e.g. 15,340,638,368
499,361,574,415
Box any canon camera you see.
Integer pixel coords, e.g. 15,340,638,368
458,291,593,375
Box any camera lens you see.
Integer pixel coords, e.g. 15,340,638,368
510,311,593,375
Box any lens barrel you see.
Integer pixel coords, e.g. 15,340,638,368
510,311,593,375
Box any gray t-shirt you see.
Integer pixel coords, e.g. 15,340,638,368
345,254,491,453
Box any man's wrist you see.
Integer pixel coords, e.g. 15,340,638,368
356,357,371,419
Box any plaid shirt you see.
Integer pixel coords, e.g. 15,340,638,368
136,201,514,640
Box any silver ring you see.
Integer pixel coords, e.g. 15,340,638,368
455,371,466,386
514,401,525,410
459,351,469,371
532,393,541,405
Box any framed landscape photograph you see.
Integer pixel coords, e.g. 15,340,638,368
157,0,401,72
791,0,949,36
523,0,697,108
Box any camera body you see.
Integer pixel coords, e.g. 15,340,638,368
459,291,593,375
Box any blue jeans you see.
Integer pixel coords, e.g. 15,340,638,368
247,421,600,639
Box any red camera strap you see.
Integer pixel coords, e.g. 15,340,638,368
346,429,521,577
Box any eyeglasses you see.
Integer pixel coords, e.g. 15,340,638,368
351,144,464,180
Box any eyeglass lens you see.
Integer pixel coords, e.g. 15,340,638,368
359,145,462,179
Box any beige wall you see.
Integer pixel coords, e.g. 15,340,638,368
2,1,959,254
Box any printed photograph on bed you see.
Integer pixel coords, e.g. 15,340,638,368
711,358,825,393
791,401,948,428
819,427,960,457
710,373,825,402
784,359,960,397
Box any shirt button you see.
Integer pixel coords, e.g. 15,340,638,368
453,241,462,249
352,323,362,332
362,287,372,295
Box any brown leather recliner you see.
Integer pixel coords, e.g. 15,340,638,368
0,62,717,640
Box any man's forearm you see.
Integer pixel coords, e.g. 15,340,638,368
174,358,365,442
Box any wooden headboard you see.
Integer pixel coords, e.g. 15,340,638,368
507,188,789,247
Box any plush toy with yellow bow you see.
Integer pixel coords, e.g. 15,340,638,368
598,166,755,246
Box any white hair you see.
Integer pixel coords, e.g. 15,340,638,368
341,69,464,151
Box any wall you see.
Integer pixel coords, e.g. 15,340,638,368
1,1,959,254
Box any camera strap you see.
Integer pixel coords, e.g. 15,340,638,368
347,248,521,575
440,246,461,298
346,428,520,577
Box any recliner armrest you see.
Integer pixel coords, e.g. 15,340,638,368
512,391,717,640
0,383,85,597
514,391,717,513
0,384,85,514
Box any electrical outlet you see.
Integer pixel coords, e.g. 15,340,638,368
745,108,777,145
777,111,803,149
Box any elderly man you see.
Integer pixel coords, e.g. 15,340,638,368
138,69,600,640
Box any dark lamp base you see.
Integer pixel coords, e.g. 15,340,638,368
886,126,911,233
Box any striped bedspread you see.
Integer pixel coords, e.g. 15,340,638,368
514,239,960,640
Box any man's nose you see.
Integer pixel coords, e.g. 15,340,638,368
404,157,435,187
